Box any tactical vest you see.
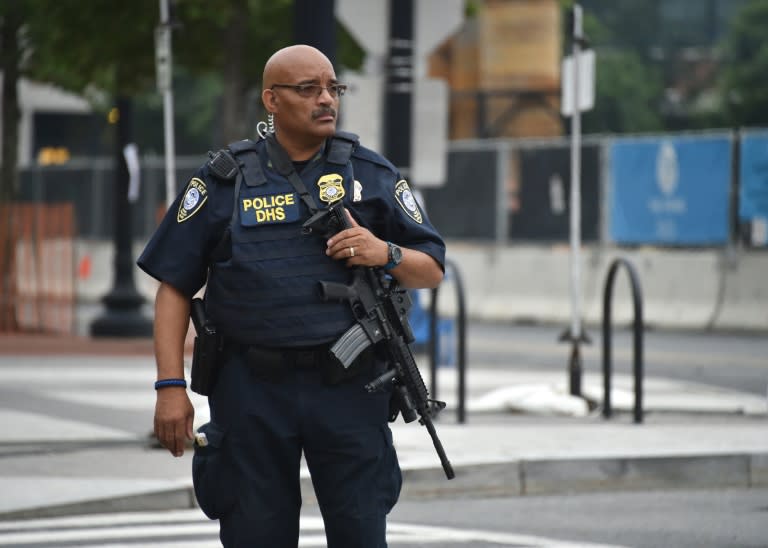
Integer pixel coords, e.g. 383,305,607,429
204,133,359,347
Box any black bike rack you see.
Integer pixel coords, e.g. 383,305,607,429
602,257,645,424
427,258,467,423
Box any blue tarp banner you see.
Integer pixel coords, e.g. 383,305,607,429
739,131,768,221
609,136,731,245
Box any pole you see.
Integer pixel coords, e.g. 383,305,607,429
383,0,414,176
158,0,176,208
567,4,584,396
90,97,153,337
294,0,336,66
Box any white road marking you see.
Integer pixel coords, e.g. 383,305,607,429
0,509,629,547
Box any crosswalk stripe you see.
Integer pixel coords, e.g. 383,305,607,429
90,543,221,548
0,523,217,545
0,511,628,548
388,522,627,547
0,509,206,531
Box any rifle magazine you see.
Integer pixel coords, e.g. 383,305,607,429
330,323,372,368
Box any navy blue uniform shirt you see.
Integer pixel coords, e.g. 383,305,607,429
137,137,446,298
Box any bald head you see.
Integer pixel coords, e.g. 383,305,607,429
261,44,340,158
263,45,334,90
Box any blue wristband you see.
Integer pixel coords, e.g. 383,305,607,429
154,378,187,390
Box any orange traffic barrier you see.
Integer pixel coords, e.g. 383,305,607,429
0,203,75,334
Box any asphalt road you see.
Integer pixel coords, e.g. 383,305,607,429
461,322,768,396
387,487,768,548
2,488,764,547
0,321,764,548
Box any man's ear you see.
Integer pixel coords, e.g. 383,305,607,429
262,89,278,112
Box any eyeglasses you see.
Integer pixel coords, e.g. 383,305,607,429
270,83,347,98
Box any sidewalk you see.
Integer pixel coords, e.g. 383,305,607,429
0,333,766,520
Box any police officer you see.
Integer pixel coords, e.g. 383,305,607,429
138,44,446,547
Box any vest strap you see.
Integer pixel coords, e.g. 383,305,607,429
226,140,266,188
266,134,320,213
228,139,259,155
327,131,358,165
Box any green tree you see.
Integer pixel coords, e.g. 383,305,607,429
4,0,365,178
170,0,363,146
582,50,664,134
0,1,25,330
560,1,664,133
172,0,290,143
718,0,768,127
0,1,25,203
25,0,158,98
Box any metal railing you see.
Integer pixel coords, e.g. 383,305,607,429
601,257,645,423
427,258,467,423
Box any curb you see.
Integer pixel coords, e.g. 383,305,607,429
0,487,196,521
399,452,768,499
3,452,766,521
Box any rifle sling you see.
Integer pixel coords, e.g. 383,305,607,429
265,134,320,214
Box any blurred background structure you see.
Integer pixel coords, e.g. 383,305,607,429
0,0,766,337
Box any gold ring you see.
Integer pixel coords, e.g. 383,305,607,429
349,247,355,257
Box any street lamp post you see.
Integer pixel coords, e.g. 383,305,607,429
294,0,336,65
383,0,414,176
90,96,153,338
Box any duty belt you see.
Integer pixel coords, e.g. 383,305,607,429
245,343,333,371
227,340,374,384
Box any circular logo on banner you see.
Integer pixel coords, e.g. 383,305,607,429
656,141,678,197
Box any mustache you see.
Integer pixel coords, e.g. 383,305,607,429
312,107,336,120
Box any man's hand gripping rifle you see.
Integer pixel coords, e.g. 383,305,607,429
303,203,455,480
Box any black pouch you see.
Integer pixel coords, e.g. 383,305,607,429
190,334,219,396
321,346,374,385
244,346,288,382
192,422,238,519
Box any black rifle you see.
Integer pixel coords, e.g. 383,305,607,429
303,203,455,480
190,298,220,396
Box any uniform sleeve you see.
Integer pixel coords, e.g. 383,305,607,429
387,175,446,270
137,167,226,297
348,158,446,270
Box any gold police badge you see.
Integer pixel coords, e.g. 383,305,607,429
317,173,345,204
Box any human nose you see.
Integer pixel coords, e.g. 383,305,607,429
317,86,334,103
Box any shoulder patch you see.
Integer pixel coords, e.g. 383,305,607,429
394,180,423,224
177,177,208,223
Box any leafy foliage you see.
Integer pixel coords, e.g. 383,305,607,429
24,0,159,98
17,0,364,153
561,2,665,134
718,0,768,127
582,50,664,134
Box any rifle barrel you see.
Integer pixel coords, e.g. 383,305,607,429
423,414,455,479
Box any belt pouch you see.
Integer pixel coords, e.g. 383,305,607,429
245,346,288,382
321,346,373,385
